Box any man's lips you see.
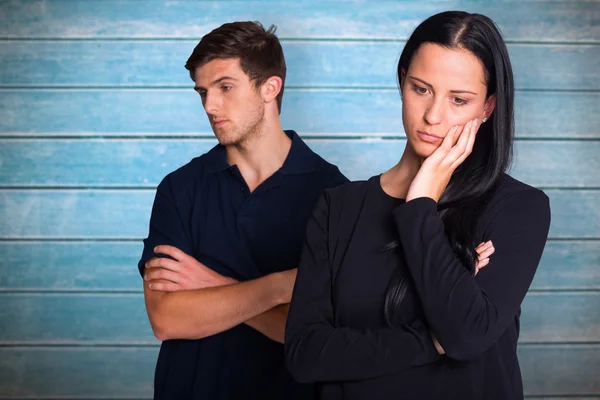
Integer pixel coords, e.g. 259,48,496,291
212,120,228,127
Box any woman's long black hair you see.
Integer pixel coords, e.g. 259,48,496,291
384,11,515,326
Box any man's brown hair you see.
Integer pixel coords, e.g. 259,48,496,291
185,21,287,113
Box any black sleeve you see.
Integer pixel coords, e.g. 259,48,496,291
392,189,551,360
137,175,194,277
285,192,441,383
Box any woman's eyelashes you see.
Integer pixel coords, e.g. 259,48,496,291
412,84,430,95
411,84,469,107
452,97,469,106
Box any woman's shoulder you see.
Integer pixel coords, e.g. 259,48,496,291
494,173,548,201
324,178,371,201
485,173,550,217
319,176,381,224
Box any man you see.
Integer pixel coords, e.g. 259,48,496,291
138,21,347,399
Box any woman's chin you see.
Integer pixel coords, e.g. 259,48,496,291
413,141,439,158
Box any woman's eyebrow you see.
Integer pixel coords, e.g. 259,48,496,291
409,76,478,95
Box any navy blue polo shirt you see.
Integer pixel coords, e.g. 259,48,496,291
138,130,348,399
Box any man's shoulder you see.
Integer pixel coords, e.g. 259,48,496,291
161,146,221,185
311,153,349,188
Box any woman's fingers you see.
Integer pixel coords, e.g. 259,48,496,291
475,240,494,275
476,240,495,260
478,246,495,260
441,125,460,152
448,119,476,165
475,258,489,275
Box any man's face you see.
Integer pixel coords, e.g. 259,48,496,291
194,58,265,146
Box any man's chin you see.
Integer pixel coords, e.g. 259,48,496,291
213,131,238,146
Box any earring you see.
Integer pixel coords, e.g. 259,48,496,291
482,117,487,123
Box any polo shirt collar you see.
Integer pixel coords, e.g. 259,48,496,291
203,130,317,175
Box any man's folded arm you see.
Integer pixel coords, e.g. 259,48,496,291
144,271,293,341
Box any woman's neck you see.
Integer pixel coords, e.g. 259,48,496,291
380,143,423,199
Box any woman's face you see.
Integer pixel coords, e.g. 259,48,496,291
400,43,496,158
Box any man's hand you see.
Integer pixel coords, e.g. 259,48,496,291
143,245,296,342
144,245,236,291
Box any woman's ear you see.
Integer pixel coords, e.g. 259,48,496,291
261,76,283,104
483,94,497,120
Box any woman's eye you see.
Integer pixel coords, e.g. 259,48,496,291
413,85,428,95
452,97,468,106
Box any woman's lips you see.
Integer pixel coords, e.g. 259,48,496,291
417,130,443,143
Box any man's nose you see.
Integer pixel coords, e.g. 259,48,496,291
203,93,220,115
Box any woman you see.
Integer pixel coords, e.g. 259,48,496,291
285,11,550,400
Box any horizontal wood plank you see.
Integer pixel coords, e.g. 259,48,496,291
0,345,598,396
1,41,598,91
519,344,600,396
1,90,598,138
0,189,597,239
1,139,599,188
519,293,600,343
0,242,143,290
1,240,598,291
0,347,156,397
0,293,156,344
0,292,597,343
1,1,597,42
532,241,600,290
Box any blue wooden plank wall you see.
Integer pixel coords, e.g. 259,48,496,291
0,0,599,398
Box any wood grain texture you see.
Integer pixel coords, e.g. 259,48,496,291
519,292,600,343
0,345,598,397
1,240,598,291
532,241,600,290
0,293,156,344
0,292,597,344
0,347,156,397
1,139,599,187
0,242,143,290
1,1,598,41
520,344,600,396
1,90,599,138
1,41,598,90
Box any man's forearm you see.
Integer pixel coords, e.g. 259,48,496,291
245,304,290,343
145,272,288,341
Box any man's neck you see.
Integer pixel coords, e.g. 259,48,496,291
226,120,291,192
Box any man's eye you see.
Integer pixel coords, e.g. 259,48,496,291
221,85,232,92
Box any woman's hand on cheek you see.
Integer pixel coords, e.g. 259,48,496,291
406,118,479,202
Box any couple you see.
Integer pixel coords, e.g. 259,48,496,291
139,11,550,400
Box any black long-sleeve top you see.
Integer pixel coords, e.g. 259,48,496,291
285,174,551,399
